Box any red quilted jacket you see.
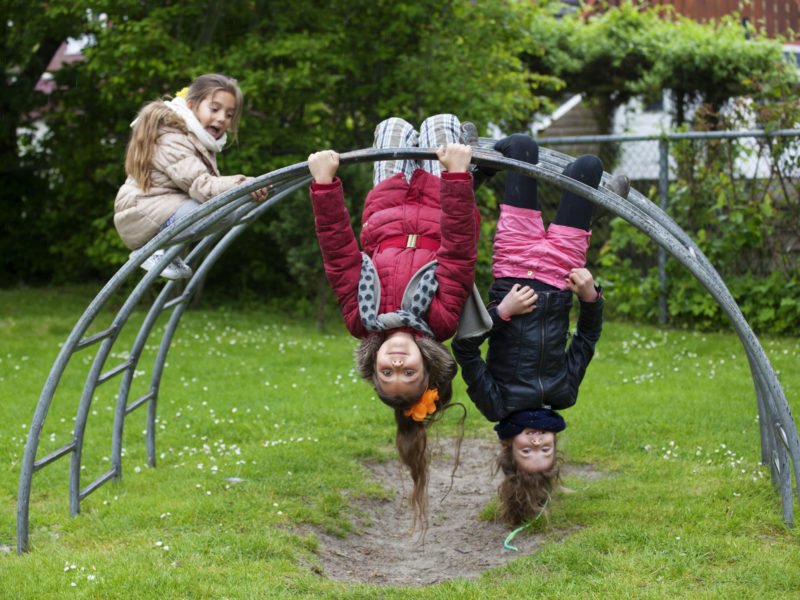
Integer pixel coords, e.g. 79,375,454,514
310,169,479,341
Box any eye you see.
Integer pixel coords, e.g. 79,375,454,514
380,369,392,376
403,369,415,376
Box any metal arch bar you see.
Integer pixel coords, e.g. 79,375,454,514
535,143,800,522
68,246,190,517
18,146,799,553
539,143,779,464
109,179,308,477
74,181,306,521
484,143,799,524
16,241,172,552
109,246,205,478
18,185,275,551
142,179,309,467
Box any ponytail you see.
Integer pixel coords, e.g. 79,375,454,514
394,410,430,529
356,333,459,532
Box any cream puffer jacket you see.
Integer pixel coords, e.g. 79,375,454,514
114,125,247,249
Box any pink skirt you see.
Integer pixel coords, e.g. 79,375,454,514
492,205,591,290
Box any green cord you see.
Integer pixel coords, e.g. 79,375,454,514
503,493,550,551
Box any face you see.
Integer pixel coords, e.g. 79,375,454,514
374,331,425,398
188,90,237,139
508,428,555,474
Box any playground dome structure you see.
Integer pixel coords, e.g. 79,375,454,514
15,141,800,554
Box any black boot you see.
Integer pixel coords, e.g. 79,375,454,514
603,174,631,199
460,122,493,190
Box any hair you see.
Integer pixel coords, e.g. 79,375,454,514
355,333,460,532
124,73,244,192
495,437,562,526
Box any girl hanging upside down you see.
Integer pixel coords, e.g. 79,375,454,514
453,133,628,527
307,115,480,531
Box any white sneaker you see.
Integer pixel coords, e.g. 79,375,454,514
136,249,192,280
170,256,193,279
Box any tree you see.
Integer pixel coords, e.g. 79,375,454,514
0,1,92,283
4,0,791,330
523,3,790,131
16,0,549,326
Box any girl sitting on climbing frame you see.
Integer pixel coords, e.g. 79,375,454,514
114,73,268,280
452,133,629,527
307,114,480,530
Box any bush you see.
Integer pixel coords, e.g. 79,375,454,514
601,85,800,334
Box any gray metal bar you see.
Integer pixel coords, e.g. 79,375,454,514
16,241,165,552
32,442,76,471
657,138,669,324
18,172,284,552
143,179,309,467
112,181,299,473
537,128,800,145
68,245,189,517
124,391,156,415
110,280,187,475
96,359,133,385
162,294,190,310
76,327,117,350
79,469,116,501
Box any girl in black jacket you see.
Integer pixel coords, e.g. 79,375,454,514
452,133,626,527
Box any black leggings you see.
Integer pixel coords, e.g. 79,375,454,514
494,133,603,232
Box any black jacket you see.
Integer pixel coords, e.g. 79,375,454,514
451,284,603,423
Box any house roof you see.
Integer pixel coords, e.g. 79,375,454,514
35,39,85,95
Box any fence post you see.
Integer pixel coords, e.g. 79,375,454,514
658,137,669,324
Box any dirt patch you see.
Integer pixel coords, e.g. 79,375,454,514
313,437,598,586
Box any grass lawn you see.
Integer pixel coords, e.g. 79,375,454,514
1,285,799,599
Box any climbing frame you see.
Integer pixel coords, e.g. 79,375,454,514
16,143,800,554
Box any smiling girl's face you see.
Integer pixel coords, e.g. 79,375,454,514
188,90,237,140
374,331,425,398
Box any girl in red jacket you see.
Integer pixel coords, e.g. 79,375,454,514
308,115,480,529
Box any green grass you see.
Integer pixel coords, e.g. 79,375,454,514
1,286,799,599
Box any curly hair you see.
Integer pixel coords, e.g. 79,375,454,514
355,333,460,531
495,438,562,526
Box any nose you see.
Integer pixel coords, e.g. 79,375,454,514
531,436,542,446
392,358,403,366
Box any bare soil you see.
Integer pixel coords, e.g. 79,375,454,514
312,437,598,587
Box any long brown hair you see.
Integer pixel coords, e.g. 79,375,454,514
495,439,562,526
124,74,244,191
355,333,460,531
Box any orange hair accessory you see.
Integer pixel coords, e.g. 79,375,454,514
403,387,439,422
